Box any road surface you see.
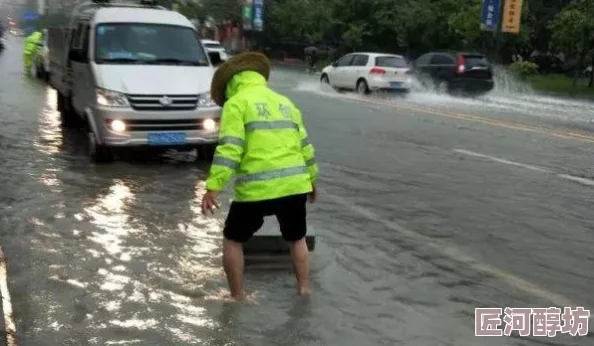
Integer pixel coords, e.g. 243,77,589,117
0,35,593,345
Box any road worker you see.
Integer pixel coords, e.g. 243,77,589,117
201,51,319,300
23,30,43,75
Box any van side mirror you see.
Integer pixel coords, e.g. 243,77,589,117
332,60,338,67
208,51,223,66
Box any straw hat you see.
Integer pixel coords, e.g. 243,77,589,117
210,51,271,107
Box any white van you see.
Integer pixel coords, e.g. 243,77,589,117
49,0,223,163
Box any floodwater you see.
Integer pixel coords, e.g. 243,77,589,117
1,35,593,345
295,67,594,127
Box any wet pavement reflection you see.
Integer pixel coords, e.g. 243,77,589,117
1,35,593,345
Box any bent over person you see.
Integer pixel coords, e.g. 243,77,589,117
23,30,43,75
201,52,319,299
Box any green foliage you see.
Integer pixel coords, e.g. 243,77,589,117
447,0,483,48
174,0,242,24
200,0,242,24
549,0,594,57
174,1,201,21
527,73,594,97
266,0,334,43
509,61,539,79
261,0,545,58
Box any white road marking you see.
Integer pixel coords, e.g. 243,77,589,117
453,149,550,173
558,174,594,187
453,149,594,187
0,248,17,346
323,192,575,308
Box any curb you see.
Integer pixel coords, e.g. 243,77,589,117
0,248,16,346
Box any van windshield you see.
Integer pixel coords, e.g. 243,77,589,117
94,23,209,66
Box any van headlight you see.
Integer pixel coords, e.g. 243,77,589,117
96,88,129,107
110,119,126,132
197,93,217,108
203,118,216,130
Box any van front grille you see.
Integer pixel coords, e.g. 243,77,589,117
127,94,199,111
106,118,220,131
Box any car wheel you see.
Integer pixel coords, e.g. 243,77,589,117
436,81,449,94
88,131,113,163
320,74,335,92
356,79,369,95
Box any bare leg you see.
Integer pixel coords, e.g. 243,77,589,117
222,238,246,300
289,238,312,295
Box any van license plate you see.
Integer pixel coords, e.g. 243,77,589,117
390,82,402,88
147,132,187,145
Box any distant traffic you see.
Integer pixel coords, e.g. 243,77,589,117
319,51,494,97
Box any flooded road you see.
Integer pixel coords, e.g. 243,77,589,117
1,35,593,345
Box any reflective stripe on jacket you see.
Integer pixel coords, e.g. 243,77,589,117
205,70,319,202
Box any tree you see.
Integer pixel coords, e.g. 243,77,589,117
550,0,594,88
447,0,483,50
173,0,242,25
266,0,334,43
259,0,580,68
200,0,242,25
174,0,202,21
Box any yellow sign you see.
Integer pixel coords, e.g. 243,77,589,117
501,0,523,34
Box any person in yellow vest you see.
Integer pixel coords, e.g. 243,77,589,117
23,30,43,75
201,52,319,300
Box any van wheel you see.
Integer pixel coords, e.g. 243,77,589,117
57,91,64,112
196,144,216,162
356,79,369,94
58,93,79,128
88,131,113,163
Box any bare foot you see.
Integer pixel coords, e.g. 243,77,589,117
298,287,312,296
230,291,247,301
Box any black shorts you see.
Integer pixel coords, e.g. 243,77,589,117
223,193,308,243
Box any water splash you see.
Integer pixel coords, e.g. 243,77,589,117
490,65,535,95
293,67,594,124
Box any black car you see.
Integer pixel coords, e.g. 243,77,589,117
411,51,494,95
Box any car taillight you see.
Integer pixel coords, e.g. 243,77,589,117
405,70,412,75
370,67,386,75
456,55,465,74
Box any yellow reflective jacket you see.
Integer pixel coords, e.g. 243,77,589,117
205,71,319,202
23,31,42,55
